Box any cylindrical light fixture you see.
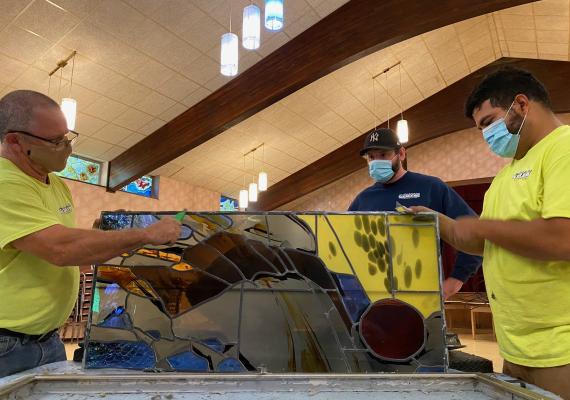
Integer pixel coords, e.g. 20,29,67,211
249,182,258,202
265,0,284,31
220,33,238,76
239,189,249,209
60,97,77,130
243,4,261,50
397,119,409,144
258,171,268,191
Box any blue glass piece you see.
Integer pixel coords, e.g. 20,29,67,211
100,214,133,230
333,273,371,322
147,330,161,340
85,341,155,369
98,307,132,329
217,358,245,372
167,351,209,372
132,214,159,229
201,338,224,353
416,366,445,373
180,225,192,240
220,196,238,211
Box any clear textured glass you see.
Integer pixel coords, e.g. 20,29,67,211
242,4,261,50
60,97,77,130
220,33,238,77
265,0,284,30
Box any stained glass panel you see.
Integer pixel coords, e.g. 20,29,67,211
220,196,238,211
85,212,446,373
56,154,102,185
121,176,154,197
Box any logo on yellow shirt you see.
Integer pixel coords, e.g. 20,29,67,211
58,204,73,214
512,169,532,180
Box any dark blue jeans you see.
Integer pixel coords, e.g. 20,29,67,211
0,331,66,378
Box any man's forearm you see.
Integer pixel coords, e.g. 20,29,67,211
54,228,150,266
477,218,570,261
437,213,484,255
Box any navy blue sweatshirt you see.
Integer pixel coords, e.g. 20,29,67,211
348,171,482,282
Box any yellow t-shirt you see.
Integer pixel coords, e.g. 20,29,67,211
0,158,79,335
481,125,570,367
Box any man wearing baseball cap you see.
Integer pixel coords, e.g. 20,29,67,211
349,128,482,299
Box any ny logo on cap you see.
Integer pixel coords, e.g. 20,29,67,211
370,131,379,142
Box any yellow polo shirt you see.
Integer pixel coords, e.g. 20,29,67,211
0,158,79,335
481,125,570,367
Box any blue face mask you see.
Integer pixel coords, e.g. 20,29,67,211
482,100,527,158
369,159,395,183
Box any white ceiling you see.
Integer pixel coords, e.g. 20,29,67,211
0,0,349,162
154,0,570,198
0,0,568,199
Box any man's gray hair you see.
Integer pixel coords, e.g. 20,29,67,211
0,90,59,141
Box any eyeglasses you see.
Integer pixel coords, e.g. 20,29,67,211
9,130,79,149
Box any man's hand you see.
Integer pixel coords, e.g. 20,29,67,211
442,277,463,300
144,218,181,245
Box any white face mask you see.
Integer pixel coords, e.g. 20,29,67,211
26,142,72,172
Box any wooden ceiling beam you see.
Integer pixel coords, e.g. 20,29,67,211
107,0,534,190
251,58,570,211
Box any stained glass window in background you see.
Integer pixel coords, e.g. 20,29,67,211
56,154,102,185
220,196,238,211
121,176,154,198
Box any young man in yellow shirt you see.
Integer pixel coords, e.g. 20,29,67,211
0,90,181,377
414,68,570,398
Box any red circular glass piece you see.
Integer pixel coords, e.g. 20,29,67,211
359,298,425,361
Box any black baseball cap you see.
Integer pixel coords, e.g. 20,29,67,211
359,128,402,156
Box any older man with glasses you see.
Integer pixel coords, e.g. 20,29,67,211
0,90,181,377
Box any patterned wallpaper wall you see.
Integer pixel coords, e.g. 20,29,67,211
67,176,220,228
282,114,570,212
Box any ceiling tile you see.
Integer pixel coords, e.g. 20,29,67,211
71,55,124,95
104,76,152,107
99,145,127,161
181,87,212,107
159,102,187,121
178,6,226,53
0,1,32,27
113,107,154,131
285,7,320,38
93,123,134,144
160,37,203,76
60,83,101,110
204,74,233,92
128,59,175,91
11,66,53,93
73,136,113,158
313,0,349,18
151,162,184,177
0,27,51,64
508,41,539,54
503,28,537,42
501,3,533,15
135,92,177,116
49,0,102,20
119,132,146,148
156,73,201,101
182,55,219,84
139,118,166,136
0,53,27,86
59,22,149,76
89,0,146,44
74,112,107,136
84,96,129,120
33,44,75,74
15,0,79,42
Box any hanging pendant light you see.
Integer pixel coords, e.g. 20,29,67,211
239,154,249,209
220,33,238,77
397,119,409,143
265,0,284,31
396,63,409,143
239,189,249,209
258,143,268,191
249,150,258,202
243,3,261,50
221,3,238,77
61,97,77,130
